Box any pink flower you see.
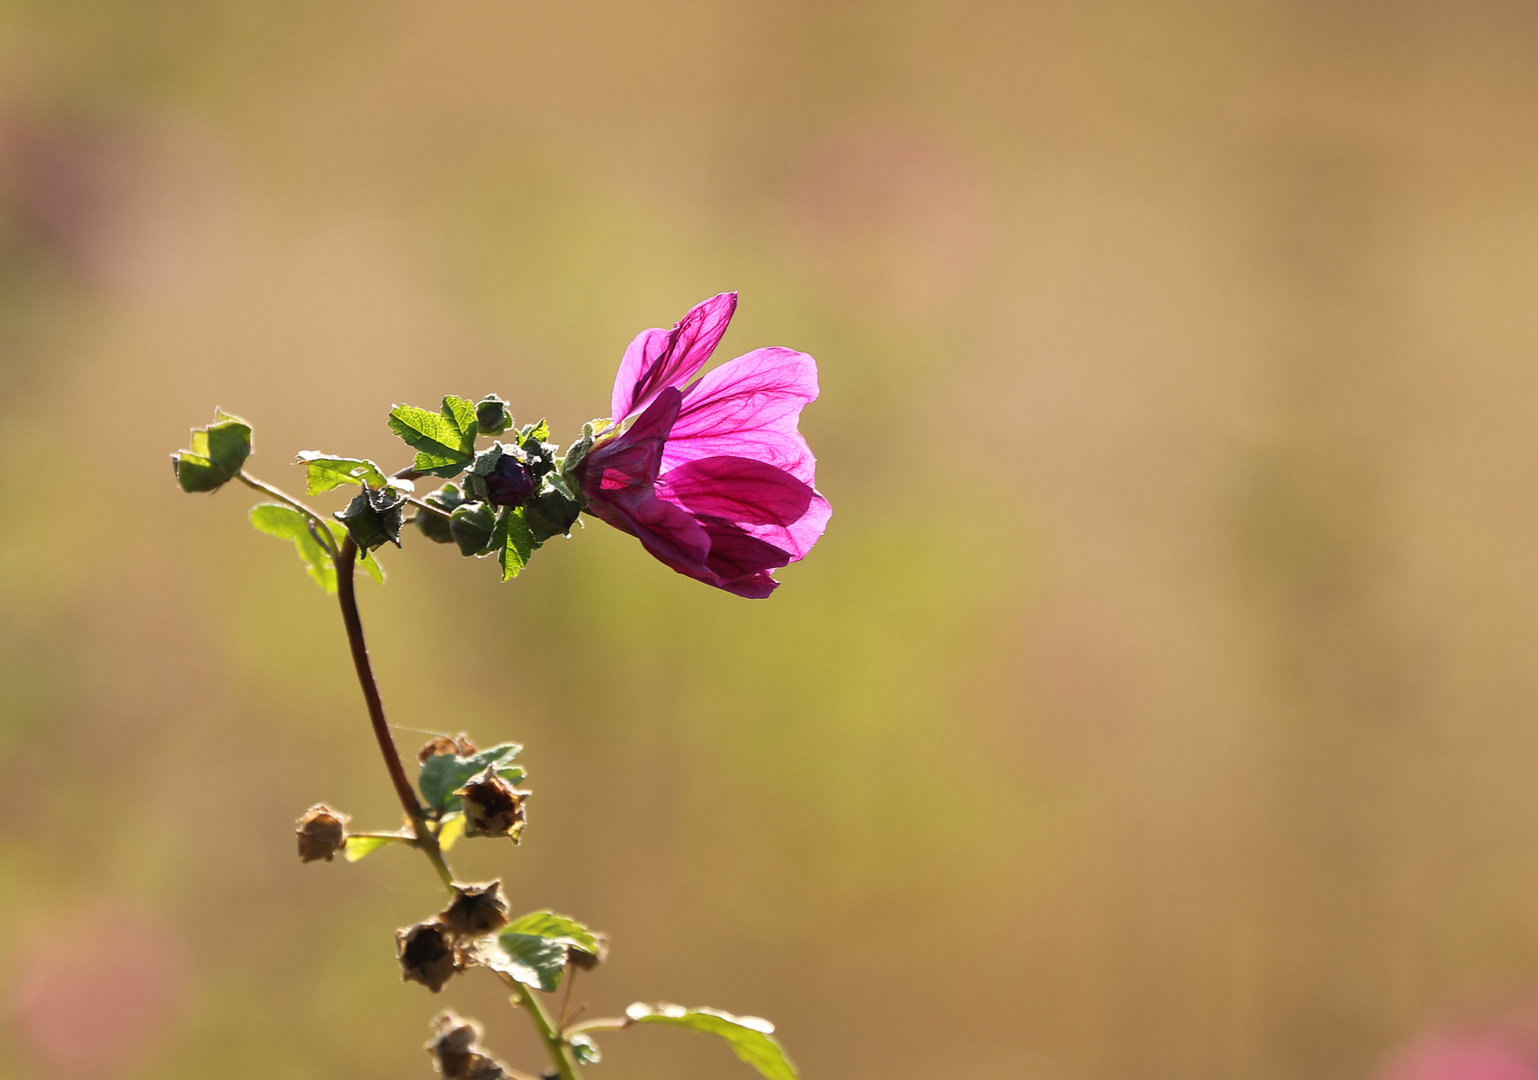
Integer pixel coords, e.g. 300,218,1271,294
578,292,830,598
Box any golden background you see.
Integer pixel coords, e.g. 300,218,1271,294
2,3,1538,1078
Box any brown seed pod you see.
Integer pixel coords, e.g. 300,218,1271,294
568,930,609,972
425,1010,510,1079
454,767,529,840
295,803,349,863
418,733,480,763
440,880,510,939
396,920,459,993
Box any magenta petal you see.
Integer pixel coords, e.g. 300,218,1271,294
610,293,738,421
657,455,814,527
584,388,682,496
662,347,820,485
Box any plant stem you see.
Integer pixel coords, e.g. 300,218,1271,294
564,1017,630,1036
335,534,455,892
506,977,585,1080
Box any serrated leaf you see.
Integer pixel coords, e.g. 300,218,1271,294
494,506,538,581
388,396,479,477
483,931,569,992
296,452,388,494
624,1004,797,1080
343,834,409,862
505,911,600,955
418,743,524,813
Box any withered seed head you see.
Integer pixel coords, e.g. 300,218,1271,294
426,1010,510,1080
295,803,349,863
440,880,510,938
396,919,459,993
569,930,609,972
418,733,480,763
455,767,529,840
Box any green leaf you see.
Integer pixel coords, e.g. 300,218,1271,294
519,418,550,445
343,834,409,862
418,742,524,813
295,452,388,494
624,1004,797,1080
173,410,252,492
482,931,568,992
388,396,479,477
504,911,600,955
250,503,338,592
493,506,538,581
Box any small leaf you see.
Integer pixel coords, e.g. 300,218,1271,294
173,410,252,492
624,1004,797,1080
504,911,600,955
250,503,338,592
483,931,568,992
388,397,479,478
296,452,388,494
436,812,466,851
519,418,551,444
418,742,524,813
343,834,409,862
494,506,538,581
569,1034,601,1065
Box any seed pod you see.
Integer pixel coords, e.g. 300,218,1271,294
417,733,479,764
426,1010,511,1080
396,920,459,993
295,803,349,863
569,930,609,972
454,767,530,841
440,880,510,938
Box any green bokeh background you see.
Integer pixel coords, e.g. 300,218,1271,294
4,3,1538,1079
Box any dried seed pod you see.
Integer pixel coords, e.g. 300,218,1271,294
418,733,479,763
454,767,529,840
569,930,609,972
295,803,349,863
440,881,510,938
425,1010,511,1080
396,920,459,992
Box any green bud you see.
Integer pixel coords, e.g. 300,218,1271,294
334,485,407,551
475,395,512,436
415,484,465,544
449,503,497,556
523,490,581,542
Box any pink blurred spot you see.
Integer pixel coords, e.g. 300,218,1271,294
795,129,991,320
1380,1033,1538,1080
8,908,186,1077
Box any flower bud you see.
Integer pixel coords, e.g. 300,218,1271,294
426,1010,511,1080
454,767,529,841
396,919,459,993
568,930,609,972
439,880,510,938
295,803,349,863
485,454,534,508
475,395,513,437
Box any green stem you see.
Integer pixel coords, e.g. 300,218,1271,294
335,534,455,893
564,1017,630,1036
507,977,585,1080
235,472,339,557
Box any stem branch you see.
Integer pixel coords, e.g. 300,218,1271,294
335,534,454,892
505,976,584,1080
236,472,339,557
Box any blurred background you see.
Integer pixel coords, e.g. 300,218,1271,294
2,2,1538,1078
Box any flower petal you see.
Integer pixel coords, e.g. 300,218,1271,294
662,347,820,485
583,388,681,494
611,292,738,421
656,456,814,527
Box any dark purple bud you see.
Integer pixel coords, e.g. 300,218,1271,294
485,455,534,507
